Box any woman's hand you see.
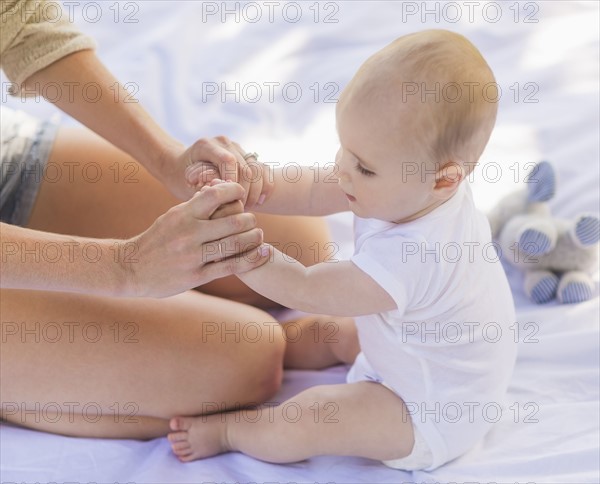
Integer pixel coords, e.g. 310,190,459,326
160,136,274,208
0,182,267,298
23,52,273,208
124,181,269,298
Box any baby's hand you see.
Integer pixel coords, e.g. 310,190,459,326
184,140,274,210
205,179,246,220
185,161,220,189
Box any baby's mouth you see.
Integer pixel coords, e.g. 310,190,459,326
338,183,356,202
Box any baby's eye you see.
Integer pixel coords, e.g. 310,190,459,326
355,162,375,177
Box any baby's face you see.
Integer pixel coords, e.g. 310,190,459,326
335,83,439,224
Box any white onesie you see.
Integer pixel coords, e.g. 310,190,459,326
347,181,517,470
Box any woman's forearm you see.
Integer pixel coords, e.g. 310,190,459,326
1,223,128,297
23,50,184,180
1,182,271,298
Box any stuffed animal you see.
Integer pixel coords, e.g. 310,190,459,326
488,161,599,304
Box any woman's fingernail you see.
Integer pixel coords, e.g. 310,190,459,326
260,245,269,257
257,194,266,205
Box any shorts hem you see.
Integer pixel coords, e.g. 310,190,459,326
1,108,59,226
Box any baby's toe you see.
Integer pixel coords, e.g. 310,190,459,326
169,416,193,432
178,452,198,463
171,441,192,454
167,431,188,443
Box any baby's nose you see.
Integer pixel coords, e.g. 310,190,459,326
338,170,351,183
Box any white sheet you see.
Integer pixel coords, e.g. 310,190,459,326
2,1,599,482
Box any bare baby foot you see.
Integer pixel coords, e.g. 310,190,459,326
167,414,231,462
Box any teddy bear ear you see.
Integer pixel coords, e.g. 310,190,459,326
526,161,556,203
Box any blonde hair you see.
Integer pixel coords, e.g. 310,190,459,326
354,30,498,172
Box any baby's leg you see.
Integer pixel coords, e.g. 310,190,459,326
281,316,360,369
168,381,414,463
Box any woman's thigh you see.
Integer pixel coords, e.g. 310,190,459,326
27,127,332,306
27,126,180,238
0,288,285,437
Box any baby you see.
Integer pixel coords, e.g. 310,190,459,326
168,29,517,471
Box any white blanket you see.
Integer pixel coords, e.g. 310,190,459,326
2,1,599,482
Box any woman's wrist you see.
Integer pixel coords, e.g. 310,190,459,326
71,238,139,298
109,238,140,298
142,138,190,200
150,138,186,177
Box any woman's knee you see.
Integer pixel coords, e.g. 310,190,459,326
183,307,286,409
229,318,286,404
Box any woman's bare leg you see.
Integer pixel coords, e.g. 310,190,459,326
0,288,284,439
27,127,332,307
0,126,338,438
281,316,360,370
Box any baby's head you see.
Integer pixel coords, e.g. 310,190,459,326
335,29,497,223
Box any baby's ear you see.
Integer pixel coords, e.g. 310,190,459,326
433,162,464,198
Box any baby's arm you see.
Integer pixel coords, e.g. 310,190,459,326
252,164,349,216
239,245,396,316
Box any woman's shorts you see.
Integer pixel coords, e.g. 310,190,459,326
1,106,58,226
